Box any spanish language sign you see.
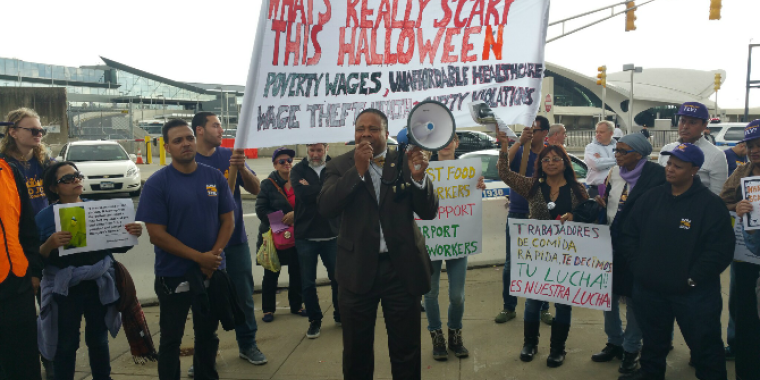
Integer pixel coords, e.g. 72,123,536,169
416,158,482,261
730,211,760,265
741,176,760,231
54,199,138,256
508,219,613,311
237,0,550,148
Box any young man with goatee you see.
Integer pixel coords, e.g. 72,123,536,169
136,119,235,380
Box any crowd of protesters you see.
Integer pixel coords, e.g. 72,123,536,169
0,103,758,380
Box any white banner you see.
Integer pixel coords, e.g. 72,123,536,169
730,211,760,265
508,219,613,311
417,158,482,261
53,199,138,256
237,0,551,148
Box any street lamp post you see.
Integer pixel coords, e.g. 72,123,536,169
623,64,643,134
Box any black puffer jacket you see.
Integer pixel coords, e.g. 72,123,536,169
604,161,666,297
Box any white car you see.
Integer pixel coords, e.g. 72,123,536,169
56,140,142,196
459,149,588,200
708,123,746,147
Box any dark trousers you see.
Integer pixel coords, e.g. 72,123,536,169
225,243,258,351
633,283,726,380
340,257,421,380
261,247,302,314
54,281,111,380
155,277,220,380
295,239,340,322
0,288,41,380
733,262,760,380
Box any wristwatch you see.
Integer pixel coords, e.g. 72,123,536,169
687,278,696,287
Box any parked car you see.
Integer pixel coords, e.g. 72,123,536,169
455,131,499,155
459,149,588,200
708,123,746,147
56,140,142,196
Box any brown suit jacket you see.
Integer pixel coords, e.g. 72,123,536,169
318,149,439,296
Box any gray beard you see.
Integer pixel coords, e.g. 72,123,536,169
308,159,326,168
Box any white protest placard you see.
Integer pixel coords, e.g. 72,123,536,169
741,176,760,230
508,219,613,311
730,211,760,265
236,0,550,148
417,158,482,261
53,199,138,256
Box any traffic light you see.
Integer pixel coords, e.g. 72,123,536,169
625,1,637,31
714,73,722,91
597,66,607,87
709,0,722,20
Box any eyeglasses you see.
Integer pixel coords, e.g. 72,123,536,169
614,149,636,155
541,157,564,163
57,172,84,184
276,158,293,165
14,126,46,137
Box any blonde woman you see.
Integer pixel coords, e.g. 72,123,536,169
1,108,53,215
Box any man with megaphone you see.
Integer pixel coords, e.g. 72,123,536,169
318,108,439,380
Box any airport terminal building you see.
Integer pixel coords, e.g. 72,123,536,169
0,56,735,141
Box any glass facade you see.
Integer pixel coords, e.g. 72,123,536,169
0,57,215,110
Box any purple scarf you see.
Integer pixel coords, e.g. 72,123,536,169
619,159,647,191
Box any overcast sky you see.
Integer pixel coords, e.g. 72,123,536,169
2,0,759,108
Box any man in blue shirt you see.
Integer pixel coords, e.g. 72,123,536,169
136,119,235,380
495,116,552,325
193,111,267,367
724,142,747,177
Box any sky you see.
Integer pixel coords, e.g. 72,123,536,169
2,0,759,108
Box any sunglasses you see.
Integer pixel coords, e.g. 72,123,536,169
276,158,293,165
15,126,46,137
57,172,84,184
541,157,564,163
613,149,636,155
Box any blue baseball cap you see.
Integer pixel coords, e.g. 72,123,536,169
676,102,710,121
739,119,760,144
271,147,295,162
661,143,704,167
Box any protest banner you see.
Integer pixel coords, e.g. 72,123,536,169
508,219,613,311
741,176,760,230
54,199,138,256
416,158,482,261
236,0,551,148
730,211,760,265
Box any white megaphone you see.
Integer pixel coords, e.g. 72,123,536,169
397,100,456,153
389,100,456,195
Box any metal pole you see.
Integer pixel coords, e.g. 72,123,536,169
715,90,719,119
744,44,756,123
629,69,634,134
602,86,607,120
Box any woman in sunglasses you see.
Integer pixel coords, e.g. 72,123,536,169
35,161,142,380
589,133,664,374
255,147,305,322
496,131,589,368
1,108,53,215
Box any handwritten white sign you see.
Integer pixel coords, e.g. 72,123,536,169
236,0,550,148
508,219,613,311
416,158,482,261
53,199,138,256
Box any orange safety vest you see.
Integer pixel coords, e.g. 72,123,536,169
0,159,28,284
